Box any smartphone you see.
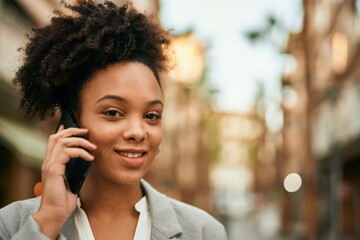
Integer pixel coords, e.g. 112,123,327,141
56,108,92,194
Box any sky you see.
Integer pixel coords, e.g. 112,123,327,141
159,0,303,113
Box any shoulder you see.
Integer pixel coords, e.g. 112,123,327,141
169,198,226,237
0,197,40,220
0,197,41,237
142,180,222,226
169,198,217,223
141,180,227,239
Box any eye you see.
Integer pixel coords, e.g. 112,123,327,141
144,111,161,121
104,108,123,118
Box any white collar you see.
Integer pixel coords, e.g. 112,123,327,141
74,196,151,240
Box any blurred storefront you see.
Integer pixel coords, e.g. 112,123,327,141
211,111,261,217
314,83,360,239
282,0,360,239
211,110,283,239
0,77,46,206
0,0,51,206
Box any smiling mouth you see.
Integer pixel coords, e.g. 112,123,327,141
115,151,146,158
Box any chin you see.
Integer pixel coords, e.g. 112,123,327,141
110,171,146,186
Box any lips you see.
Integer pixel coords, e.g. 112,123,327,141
117,152,144,158
114,149,147,167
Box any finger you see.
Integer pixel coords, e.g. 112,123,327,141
58,125,65,132
56,137,97,151
64,148,95,163
48,136,96,165
59,148,95,163
55,127,89,138
44,127,89,162
44,125,77,159
45,143,95,170
43,125,64,162
42,148,94,176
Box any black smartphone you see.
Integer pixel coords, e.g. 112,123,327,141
56,108,92,194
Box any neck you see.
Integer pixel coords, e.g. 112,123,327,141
79,172,143,218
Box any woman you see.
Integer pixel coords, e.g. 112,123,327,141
0,1,227,239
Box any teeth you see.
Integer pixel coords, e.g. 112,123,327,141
118,152,143,158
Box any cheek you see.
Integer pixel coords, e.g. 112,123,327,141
86,122,119,147
150,127,163,149
96,129,116,142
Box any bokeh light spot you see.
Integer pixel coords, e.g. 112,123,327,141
284,173,302,193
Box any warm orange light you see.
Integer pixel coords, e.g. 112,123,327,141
332,31,348,74
168,34,204,85
34,181,42,197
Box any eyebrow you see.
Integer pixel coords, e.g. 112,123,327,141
96,95,127,103
96,94,163,106
148,99,164,107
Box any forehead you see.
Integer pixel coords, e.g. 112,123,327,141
81,62,163,103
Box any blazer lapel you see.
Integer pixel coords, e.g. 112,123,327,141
141,180,182,239
60,181,182,240
61,214,76,240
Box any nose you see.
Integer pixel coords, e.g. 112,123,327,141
123,118,147,142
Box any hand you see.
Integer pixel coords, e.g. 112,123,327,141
33,125,97,239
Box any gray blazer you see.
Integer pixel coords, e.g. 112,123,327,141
0,180,227,239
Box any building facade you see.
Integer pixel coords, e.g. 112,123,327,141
282,0,360,239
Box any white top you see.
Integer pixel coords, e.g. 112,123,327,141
74,197,151,240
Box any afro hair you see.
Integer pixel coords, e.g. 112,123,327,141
13,0,171,119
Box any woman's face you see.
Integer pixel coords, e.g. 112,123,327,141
78,62,163,186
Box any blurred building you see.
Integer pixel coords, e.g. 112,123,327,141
210,110,283,238
282,0,360,239
211,111,262,216
0,0,52,206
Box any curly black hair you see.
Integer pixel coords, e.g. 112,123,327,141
13,0,171,119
